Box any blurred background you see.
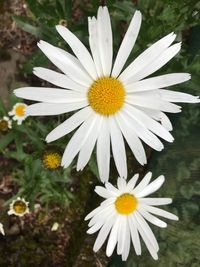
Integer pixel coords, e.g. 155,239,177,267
0,0,199,266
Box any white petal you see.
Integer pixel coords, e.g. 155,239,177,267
117,177,127,191
128,214,141,255
126,94,181,113
95,186,114,199
85,206,102,221
133,213,158,260
88,17,103,77
14,87,86,103
89,205,114,227
26,101,87,116
138,207,167,228
97,6,113,76
160,112,173,131
96,118,111,183
56,25,97,80
38,41,92,86
124,104,174,142
117,216,126,255
116,112,147,165
134,211,159,251
46,106,92,143
139,198,172,206
121,108,164,151
132,172,152,195
105,182,120,196
112,11,142,77
106,216,120,257
33,67,87,92
129,43,181,82
87,220,104,234
136,175,165,198
61,114,97,168
77,115,103,170
100,197,116,207
158,89,200,103
141,204,179,221
109,116,127,179
121,219,131,261
119,32,176,83
125,73,191,92
93,212,118,252
126,174,140,191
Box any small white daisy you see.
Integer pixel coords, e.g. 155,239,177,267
14,6,199,182
85,172,178,261
0,223,5,236
9,103,27,125
0,116,12,131
8,197,29,217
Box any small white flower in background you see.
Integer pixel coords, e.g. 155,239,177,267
0,223,5,236
0,116,12,131
14,6,199,182
8,197,29,217
9,103,27,125
85,172,178,261
51,222,59,231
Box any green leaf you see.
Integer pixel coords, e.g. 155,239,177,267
13,16,41,38
0,132,15,151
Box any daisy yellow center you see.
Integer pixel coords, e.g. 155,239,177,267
15,104,26,117
88,77,125,115
115,193,138,215
0,120,9,131
13,200,27,214
43,152,61,169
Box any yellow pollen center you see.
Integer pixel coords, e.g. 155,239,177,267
13,200,27,214
0,120,8,131
115,193,138,215
43,152,61,169
88,77,125,115
15,104,26,117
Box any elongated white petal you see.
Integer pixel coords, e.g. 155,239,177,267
126,94,181,113
77,115,103,170
38,41,92,86
136,175,165,198
97,6,113,76
97,118,110,182
132,172,152,194
120,32,176,82
135,211,159,251
56,25,97,80
141,204,179,221
126,73,191,92
93,212,118,252
33,67,87,92
138,207,167,228
117,216,127,255
85,206,102,221
133,213,158,260
129,43,181,82
117,177,127,191
124,104,174,142
46,106,91,143
26,101,87,116
88,17,103,77
106,217,120,257
112,11,142,77
87,221,104,234
122,108,164,151
122,219,131,261
105,182,120,196
126,174,140,191
89,205,114,227
128,215,141,255
158,89,200,103
139,198,172,206
109,116,127,179
116,112,147,165
61,114,97,168
95,186,114,199
14,87,86,103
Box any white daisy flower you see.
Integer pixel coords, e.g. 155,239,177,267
0,116,12,131
8,197,29,217
85,172,178,261
9,103,27,125
14,7,199,182
0,223,5,236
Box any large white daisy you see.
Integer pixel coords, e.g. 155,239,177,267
85,172,178,261
14,6,199,182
